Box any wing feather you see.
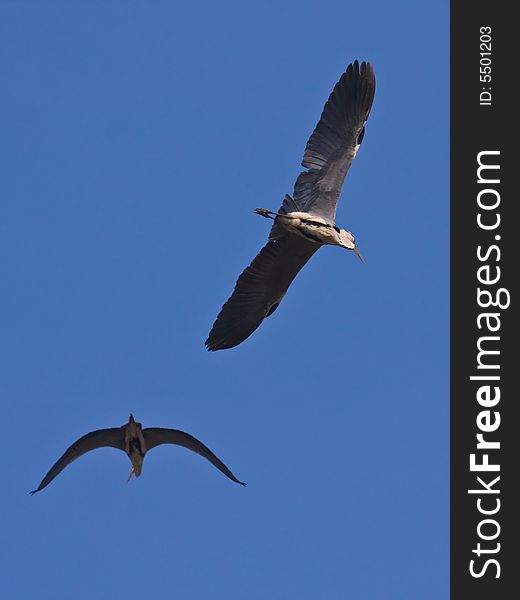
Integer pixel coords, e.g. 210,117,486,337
206,235,318,351
292,60,375,222
143,428,245,485
31,427,125,494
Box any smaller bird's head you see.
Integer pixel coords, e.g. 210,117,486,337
132,450,144,477
337,229,365,263
127,453,144,482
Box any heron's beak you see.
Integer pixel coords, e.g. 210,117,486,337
126,465,135,483
354,246,365,264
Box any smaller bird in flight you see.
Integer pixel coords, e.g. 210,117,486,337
31,414,245,494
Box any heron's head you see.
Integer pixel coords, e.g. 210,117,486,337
338,229,365,263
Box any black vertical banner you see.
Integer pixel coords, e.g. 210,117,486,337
451,2,517,598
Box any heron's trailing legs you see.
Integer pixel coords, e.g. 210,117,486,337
254,208,280,219
126,465,135,482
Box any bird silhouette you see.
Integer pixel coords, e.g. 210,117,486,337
206,60,375,351
31,414,245,493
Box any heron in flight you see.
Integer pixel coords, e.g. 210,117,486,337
31,414,245,493
206,60,375,351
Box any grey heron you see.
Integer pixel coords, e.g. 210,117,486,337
31,414,245,493
206,60,375,351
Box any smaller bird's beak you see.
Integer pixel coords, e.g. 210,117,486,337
126,465,135,483
354,246,366,264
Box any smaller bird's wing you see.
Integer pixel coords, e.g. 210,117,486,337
143,428,245,485
291,60,375,223
205,234,319,351
31,427,125,494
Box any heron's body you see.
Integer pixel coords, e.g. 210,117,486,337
31,414,245,493
206,60,375,351
259,208,356,249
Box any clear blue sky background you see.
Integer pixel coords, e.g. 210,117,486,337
0,2,448,598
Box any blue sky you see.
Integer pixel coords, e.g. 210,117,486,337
0,2,448,598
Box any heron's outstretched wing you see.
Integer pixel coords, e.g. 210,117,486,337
31,427,125,494
290,60,375,224
206,234,318,351
143,428,245,485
